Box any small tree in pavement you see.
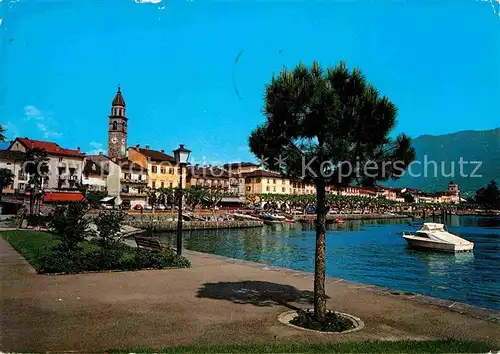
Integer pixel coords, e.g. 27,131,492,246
249,61,415,322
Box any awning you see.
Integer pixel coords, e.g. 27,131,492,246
43,192,85,203
100,196,116,202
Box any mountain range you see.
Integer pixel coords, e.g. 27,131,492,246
386,128,500,195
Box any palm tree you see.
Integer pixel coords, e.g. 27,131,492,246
249,61,415,321
0,168,15,203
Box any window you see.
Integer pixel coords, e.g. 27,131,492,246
266,186,270,192
59,157,63,162
152,166,157,173
160,167,166,174
161,182,165,188
169,182,173,188
273,179,276,184
246,186,251,192
256,178,261,183
113,121,117,130
282,187,285,192
169,168,174,174
152,181,156,189
273,186,276,192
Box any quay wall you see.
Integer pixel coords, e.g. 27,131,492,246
127,219,263,232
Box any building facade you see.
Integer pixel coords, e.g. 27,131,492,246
8,138,84,191
186,166,240,195
0,150,26,195
82,153,121,198
127,145,185,190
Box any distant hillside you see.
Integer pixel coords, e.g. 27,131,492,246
387,128,500,195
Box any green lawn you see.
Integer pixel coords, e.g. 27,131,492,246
0,230,99,271
1,229,190,273
109,340,497,353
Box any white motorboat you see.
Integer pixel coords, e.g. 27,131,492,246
402,223,474,253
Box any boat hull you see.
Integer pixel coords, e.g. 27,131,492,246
402,235,474,253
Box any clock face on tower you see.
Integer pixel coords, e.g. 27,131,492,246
121,138,125,145
111,137,118,144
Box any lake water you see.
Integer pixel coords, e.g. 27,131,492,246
157,216,500,310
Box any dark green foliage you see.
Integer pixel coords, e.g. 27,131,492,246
475,180,500,210
108,340,496,353
290,309,354,332
26,214,50,227
48,202,92,252
0,168,15,202
249,61,415,322
1,230,190,274
94,210,126,248
85,190,108,207
37,247,190,274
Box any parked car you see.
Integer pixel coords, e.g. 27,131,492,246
144,205,153,210
305,206,316,214
133,204,143,210
155,205,166,210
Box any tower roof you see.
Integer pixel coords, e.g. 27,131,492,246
112,86,126,107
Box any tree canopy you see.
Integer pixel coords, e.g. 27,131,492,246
249,61,415,187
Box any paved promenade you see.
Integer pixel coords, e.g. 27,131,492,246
1,236,499,352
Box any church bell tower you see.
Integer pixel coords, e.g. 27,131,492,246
108,86,128,160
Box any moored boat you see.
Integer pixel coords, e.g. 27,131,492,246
402,223,474,253
335,217,345,224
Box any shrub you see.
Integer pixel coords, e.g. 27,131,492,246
26,214,50,227
37,245,190,274
48,202,92,252
93,210,126,248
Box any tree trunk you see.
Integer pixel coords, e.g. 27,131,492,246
314,179,327,322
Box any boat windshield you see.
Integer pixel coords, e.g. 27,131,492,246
416,231,430,238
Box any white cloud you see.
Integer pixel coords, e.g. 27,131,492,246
134,0,162,3
88,142,106,155
24,105,43,120
37,123,61,139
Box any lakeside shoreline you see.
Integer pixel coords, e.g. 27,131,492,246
182,248,500,321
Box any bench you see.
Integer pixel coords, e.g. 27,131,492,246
134,236,169,253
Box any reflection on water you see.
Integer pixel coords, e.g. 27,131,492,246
156,216,500,310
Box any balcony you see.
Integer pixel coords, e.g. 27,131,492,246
120,177,148,184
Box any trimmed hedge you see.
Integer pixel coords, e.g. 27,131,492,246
38,248,190,274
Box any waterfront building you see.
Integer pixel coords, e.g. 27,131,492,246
127,145,185,190
8,137,84,191
82,153,121,199
118,158,148,209
0,149,26,195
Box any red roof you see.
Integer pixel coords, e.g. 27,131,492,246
13,138,84,158
43,192,85,203
242,170,282,178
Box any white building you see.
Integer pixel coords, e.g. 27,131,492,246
8,138,85,191
0,149,27,195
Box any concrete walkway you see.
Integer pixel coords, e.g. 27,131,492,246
1,236,499,352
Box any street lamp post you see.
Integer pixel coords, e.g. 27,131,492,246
173,144,191,256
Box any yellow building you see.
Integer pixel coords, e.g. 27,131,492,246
127,145,185,189
186,165,240,195
243,170,292,196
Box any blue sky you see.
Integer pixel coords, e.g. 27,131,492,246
1,0,499,164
